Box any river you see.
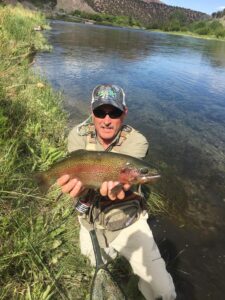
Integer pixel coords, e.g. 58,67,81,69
34,20,225,300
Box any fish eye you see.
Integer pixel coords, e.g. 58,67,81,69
140,167,149,175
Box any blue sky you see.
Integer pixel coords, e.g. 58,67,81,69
163,1,225,15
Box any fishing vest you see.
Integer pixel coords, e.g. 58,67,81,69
76,117,146,245
77,116,134,152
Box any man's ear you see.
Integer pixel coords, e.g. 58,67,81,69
91,112,95,123
124,107,128,115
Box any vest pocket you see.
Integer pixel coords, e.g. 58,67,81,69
92,200,142,231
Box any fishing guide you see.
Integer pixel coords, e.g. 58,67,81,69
57,84,177,300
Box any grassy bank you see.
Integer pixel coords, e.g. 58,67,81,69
0,5,93,299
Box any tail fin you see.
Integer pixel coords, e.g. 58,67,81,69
34,172,51,193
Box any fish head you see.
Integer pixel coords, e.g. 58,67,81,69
119,162,160,185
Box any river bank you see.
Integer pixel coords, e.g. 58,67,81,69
0,5,93,299
47,11,225,42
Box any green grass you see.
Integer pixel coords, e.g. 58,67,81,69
0,5,92,299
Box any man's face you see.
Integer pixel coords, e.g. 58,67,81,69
92,104,127,143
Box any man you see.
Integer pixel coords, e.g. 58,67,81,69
57,84,176,300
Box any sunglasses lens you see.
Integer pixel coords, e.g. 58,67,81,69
109,109,123,118
93,109,106,118
93,108,123,119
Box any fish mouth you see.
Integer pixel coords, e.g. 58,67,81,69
138,174,161,184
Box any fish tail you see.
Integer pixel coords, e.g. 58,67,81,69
34,172,51,193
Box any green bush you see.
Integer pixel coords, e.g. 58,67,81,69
73,9,81,16
180,26,188,32
190,20,207,31
91,13,103,22
215,28,225,37
169,19,181,31
195,26,210,35
209,20,223,31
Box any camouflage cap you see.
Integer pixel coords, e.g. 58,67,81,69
91,84,126,111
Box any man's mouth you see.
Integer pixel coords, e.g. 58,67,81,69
101,126,114,131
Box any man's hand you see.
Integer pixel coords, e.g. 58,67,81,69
57,175,84,198
57,175,131,200
100,181,131,201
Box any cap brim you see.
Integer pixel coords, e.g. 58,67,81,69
92,99,124,111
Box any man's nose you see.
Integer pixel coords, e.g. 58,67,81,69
103,114,111,123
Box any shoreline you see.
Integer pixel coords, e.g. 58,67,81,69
47,13,225,42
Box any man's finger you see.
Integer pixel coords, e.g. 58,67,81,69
100,181,108,196
116,189,126,200
61,178,78,193
57,174,70,186
123,183,131,191
70,180,83,197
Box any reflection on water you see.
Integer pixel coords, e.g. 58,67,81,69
34,20,225,299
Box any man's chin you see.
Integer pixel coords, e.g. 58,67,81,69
99,130,115,140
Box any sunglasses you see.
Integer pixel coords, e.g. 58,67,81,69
93,108,123,119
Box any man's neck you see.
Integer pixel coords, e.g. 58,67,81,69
97,135,115,150
96,127,123,150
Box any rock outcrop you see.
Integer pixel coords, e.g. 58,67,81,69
56,0,94,13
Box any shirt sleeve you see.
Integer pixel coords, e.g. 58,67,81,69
68,126,86,153
121,129,149,159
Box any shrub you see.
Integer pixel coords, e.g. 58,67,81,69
169,19,181,31
195,26,210,35
209,20,223,31
215,28,225,37
191,20,207,31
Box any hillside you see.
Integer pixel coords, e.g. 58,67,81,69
3,0,209,26
84,0,209,26
142,0,162,3
56,0,94,13
212,8,225,18
212,8,225,27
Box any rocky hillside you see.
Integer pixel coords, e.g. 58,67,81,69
212,8,225,18
142,0,162,3
56,0,94,13
84,0,209,26
3,0,209,26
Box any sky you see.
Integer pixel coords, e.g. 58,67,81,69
163,1,225,15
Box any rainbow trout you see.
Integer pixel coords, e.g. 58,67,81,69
36,149,160,192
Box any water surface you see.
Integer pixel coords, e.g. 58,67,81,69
34,21,225,299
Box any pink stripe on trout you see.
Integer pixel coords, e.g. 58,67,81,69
35,150,160,192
